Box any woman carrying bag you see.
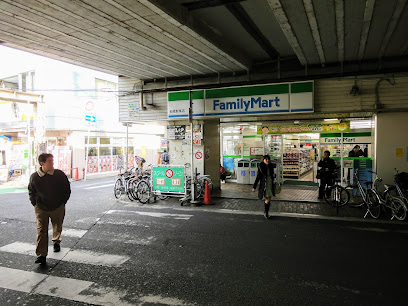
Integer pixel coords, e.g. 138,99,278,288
252,155,276,220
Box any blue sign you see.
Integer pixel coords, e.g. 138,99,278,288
251,171,256,177
85,115,96,122
241,170,245,176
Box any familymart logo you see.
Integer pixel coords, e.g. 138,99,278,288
167,81,313,118
213,96,281,112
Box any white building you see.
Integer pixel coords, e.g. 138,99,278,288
0,46,164,180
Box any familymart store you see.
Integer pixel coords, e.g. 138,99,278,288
167,81,374,192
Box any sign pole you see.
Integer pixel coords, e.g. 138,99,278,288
126,123,129,170
27,100,31,176
84,126,90,181
189,90,199,204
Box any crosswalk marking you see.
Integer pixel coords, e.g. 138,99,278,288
0,267,132,306
105,209,193,220
49,228,87,238
0,242,130,267
72,181,113,188
84,183,113,190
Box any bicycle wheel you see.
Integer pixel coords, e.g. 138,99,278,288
136,180,150,204
158,195,169,200
126,179,137,201
390,196,407,221
324,186,349,207
114,179,123,199
367,189,381,219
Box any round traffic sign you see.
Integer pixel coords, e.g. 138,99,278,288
165,169,174,178
195,151,203,160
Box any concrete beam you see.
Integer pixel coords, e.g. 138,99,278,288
142,0,250,70
183,0,246,11
378,0,407,58
335,0,344,63
358,0,375,61
267,0,307,66
303,0,325,65
226,2,279,59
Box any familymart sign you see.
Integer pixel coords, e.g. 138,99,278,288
167,81,313,119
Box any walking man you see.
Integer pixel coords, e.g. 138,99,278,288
28,153,71,265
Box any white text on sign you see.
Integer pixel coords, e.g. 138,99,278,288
156,179,165,186
171,179,181,186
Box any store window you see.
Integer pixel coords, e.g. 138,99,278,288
223,135,241,155
85,137,97,145
113,146,123,155
100,138,110,144
88,147,97,156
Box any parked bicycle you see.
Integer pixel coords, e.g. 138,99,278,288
323,168,350,207
394,168,408,205
348,169,381,219
372,172,406,221
114,167,137,201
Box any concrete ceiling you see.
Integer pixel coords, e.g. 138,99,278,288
1,0,408,83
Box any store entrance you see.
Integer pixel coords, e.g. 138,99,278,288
264,133,319,185
219,120,374,202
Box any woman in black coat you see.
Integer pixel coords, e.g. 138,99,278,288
252,155,276,219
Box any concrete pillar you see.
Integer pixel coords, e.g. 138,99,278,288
376,112,408,184
204,119,221,190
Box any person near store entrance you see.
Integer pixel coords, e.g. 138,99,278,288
161,149,169,165
220,164,226,182
317,150,336,200
347,145,365,184
28,153,71,265
348,145,365,158
252,155,276,220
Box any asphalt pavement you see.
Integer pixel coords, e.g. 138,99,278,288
0,177,407,305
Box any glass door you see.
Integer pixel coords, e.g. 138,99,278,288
264,135,283,184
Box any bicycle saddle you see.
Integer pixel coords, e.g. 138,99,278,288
384,184,395,190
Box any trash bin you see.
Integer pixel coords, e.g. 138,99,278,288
250,159,261,185
236,159,250,184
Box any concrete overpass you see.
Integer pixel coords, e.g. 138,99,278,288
1,0,408,84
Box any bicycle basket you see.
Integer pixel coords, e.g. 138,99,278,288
396,172,408,190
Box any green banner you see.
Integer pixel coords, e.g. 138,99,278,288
257,122,350,134
152,166,185,193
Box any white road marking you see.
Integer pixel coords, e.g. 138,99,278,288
72,181,113,188
105,209,193,220
139,294,189,305
0,267,191,305
84,183,113,190
0,242,130,267
0,267,132,306
48,228,87,238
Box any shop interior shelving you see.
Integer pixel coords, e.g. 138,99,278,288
283,148,313,178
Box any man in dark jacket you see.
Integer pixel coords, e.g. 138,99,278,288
348,145,364,157
28,153,71,265
318,150,337,199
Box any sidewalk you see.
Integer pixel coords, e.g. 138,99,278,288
120,194,408,225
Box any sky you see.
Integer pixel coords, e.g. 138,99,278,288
0,46,116,82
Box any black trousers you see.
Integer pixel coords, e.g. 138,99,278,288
319,178,332,198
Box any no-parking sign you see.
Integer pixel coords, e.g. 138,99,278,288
194,150,203,160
